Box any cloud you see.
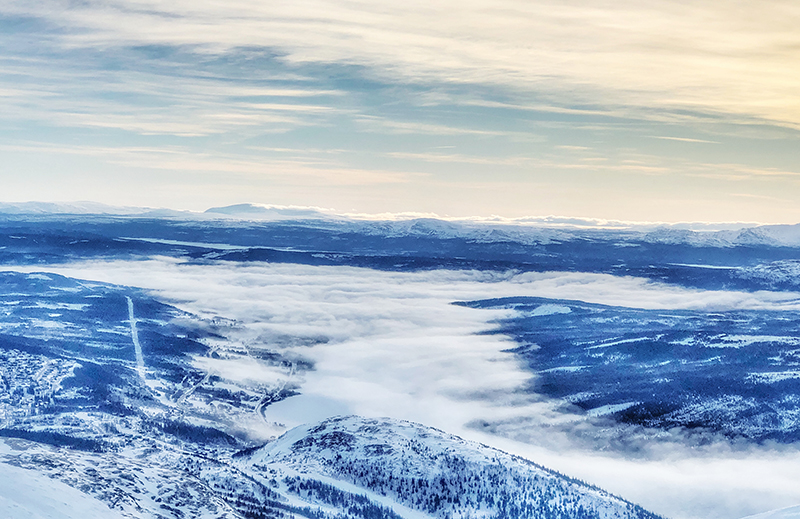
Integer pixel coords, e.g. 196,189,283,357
354,115,512,136
385,151,531,166
0,141,422,186
4,0,800,225
6,259,800,518
0,39,346,136
192,356,292,387
649,136,721,144
5,0,800,129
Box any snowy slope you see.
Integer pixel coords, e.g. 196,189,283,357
245,415,662,519
740,505,800,519
0,461,126,519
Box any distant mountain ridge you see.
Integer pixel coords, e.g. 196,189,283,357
2,201,800,248
0,201,189,217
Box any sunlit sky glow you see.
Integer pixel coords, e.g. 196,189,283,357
2,0,800,222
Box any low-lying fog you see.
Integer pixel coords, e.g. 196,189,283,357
9,258,800,519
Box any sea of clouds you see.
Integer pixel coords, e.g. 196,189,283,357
8,258,800,519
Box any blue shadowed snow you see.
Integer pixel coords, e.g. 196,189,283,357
458,296,800,441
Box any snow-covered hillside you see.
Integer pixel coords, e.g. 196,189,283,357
740,505,800,519
0,270,662,519
244,415,661,519
1,209,800,518
0,461,127,519
0,414,663,519
4,201,800,248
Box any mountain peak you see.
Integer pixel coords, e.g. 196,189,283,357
244,415,663,519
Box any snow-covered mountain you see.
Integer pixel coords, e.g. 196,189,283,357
0,270,663,519
204,203,341,221
2,207,800,518
202,203,800,248
4,204,800,296
0,415,664,519
244,415,660,519
0,201,188,217
4,201,800,248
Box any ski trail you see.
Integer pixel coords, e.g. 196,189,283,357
126,296,146,381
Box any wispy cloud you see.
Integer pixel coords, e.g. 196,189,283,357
385,151,530,166
0,44,347,136
6,0,799,128
649,136,721,144
1,0,800,222
688,162,800,180
355,115,511,136
0,141,423,186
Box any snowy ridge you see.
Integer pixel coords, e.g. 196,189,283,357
4,201,800,248
0,201,188,217
640,225,800,248
737,261,800,288
245,416,662,519
201,205,800,249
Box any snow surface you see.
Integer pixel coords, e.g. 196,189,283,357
5,201,800,248
586,402,641,418
0,459,126,519
245,415,660,519
126,296,146,381
740,505,800,519
3,216,800,519
529,304,572,316
118,237,250,250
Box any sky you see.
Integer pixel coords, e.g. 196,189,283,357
2,0,800,223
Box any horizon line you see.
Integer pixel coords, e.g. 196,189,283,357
0,200,792,230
